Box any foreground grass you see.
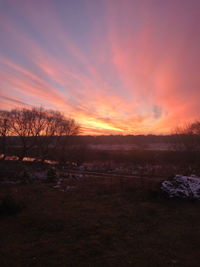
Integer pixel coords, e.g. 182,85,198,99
0,177,200,267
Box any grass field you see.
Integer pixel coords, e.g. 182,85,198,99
1,173,200,267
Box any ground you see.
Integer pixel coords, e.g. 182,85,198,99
1,172,200,267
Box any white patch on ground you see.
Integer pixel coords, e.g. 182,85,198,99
161,175,200,199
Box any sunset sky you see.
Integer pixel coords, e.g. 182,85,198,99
0,0,199,135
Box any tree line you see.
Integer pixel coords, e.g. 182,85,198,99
1,107,200,166
0,107,80,162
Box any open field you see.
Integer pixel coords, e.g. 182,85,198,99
88,142,172,151
1,161,200,267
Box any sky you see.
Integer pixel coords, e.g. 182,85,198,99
0,0,200,135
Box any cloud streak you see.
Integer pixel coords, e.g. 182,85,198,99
0,0,200,134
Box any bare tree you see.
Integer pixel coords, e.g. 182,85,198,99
9,107,47,160
171,121,200,174
0,110,10,159
56,118,81,164
35,110,80,162
57,118,80,136
173,121,200,152
189,121,200,135
35,110,59,161
2,107,80,161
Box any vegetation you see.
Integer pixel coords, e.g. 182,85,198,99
0,107,80,162
0,172,200,266
173,121,200,151
1,108,200,266
0,195,22,216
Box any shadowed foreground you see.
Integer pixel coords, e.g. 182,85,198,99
0,176,200,267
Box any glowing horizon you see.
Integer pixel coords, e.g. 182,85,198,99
0,0,200,135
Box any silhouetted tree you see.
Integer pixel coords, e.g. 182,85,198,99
8,107,47,160
0,110,10,159
8,107,80,161
173,121,200,152
57,118,81,164
36,110,80,162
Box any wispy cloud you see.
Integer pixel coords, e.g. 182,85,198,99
0,0,199,134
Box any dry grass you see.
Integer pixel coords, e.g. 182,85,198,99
0,173,200,267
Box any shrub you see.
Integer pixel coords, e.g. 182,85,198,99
46,168,57,183
0,195,22,216
19,169,32,184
